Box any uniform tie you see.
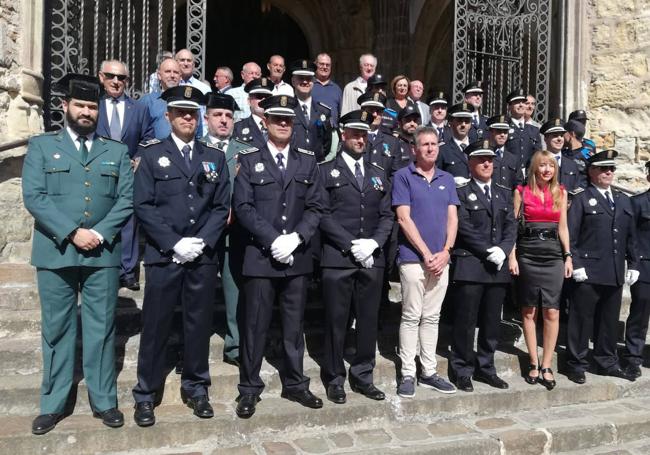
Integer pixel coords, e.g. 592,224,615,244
555,154,561,167
276,153,285,175
181,144,192,169
496,147,503,159
437,127,444,140
77,136,88,162
354,161,364,188
460,142,467,151
483,184,491,201
109,98,122,140
301,103,310,121
605,190,615,211
216,140,227,150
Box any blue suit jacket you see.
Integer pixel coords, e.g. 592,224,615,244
97,96,155,157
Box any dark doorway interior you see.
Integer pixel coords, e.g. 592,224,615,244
173,0,310,87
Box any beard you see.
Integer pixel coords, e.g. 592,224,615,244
66,110,97,136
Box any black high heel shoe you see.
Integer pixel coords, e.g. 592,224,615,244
539,367,556,390
525,364,539,385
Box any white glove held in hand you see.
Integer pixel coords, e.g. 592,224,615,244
350,239,379,262
626,269,640,286
486,246,506,270
360,255,374,269
271,232,301,262
572,267,588,282
173,237,205,262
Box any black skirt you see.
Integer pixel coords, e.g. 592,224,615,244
516,222,564,309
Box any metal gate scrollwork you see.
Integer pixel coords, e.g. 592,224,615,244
452,0,552,121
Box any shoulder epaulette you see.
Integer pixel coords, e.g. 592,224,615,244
200,140,222,151
239,147,260,155
317,102,332,112
456,180,469,188
568,187,585,196
370,162,385,171
495,183,510,191
139,138,161,148
98,135,121,144
317,158,334,166
296,147,314,156
33,131,58,138
454,176,471,188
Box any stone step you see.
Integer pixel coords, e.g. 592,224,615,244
2,376,650,455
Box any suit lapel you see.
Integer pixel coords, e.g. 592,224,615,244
283,148,300,189
337,153,361,191
261,146,283,185
121,97,134,141
56,130,84,165
471,180,493,215
86,136,110,164
590,186,613,217
96,99,110,136
295,105,309,129
189,141,207,177
164,137,190,177
452,141,468,163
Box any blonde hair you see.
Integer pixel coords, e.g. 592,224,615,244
526,150,562,210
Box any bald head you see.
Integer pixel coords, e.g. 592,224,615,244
158,58,181,91
241,62,262,84
175,49,195,80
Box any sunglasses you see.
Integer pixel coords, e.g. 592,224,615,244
596,166,616,172
250,93,270,100
102,72,129,82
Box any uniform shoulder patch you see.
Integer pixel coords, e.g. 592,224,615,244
296,147,314,156
568,187,585,196
238,147,260,155
317,102,332,112
495,183,510,191
139,138,161,147
33,131,58,138
370,162,385,171
98,135,122,143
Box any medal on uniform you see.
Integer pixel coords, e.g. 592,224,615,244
254,162,265,173
468,193,477,201
158,156,171,168
320,114,326,122
202,161,219,183
589,198,597,206
53,153,61,159
383,143,390,156
371,176,384,191
330,169,340,178
242,127,250,135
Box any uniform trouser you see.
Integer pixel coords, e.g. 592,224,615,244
321,267,382,387
450,282,507,378
36,266,119,414
398,263,449,378
238,275,309,396
623,281,650,366
567,282,623,373
221,246,242,361
119,214,139,281
132,262,217,403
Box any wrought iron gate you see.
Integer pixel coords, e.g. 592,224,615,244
43,0,207,130
452,0,552,121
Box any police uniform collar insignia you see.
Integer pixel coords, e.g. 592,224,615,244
371,162,384,171
330,168,340,178
158,156,171,167
255,162,265,172
371,176,384,191
239,147,259,155
202,161,219,182
53,153,61,159
589,198,597,206
468,193,477,201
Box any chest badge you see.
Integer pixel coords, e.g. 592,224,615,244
330,169,340,178
468,193,477,201
53,153,61,159
254,162,265,173
320,113,326,122
158,156,171,168
371,176,384,191
202,161,219,183
588,198,597,206
242,127,250,135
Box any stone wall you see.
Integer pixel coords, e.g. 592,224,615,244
588,0,650,190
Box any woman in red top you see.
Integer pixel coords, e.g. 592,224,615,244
509,150,573,390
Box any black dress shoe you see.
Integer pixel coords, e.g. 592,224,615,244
326,384,347,404
185,395,214,418
120,277,140,291
134,401,155,427
236,394,260,418
626,364,642,379
32,413,63,435
93,408,124,428
473,373,509,389
455,376,474,392
350,382,385,400
567,370,586,384
604,367,636,382
281,389,323,409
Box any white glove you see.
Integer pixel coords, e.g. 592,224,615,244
274,254,294,266
360,255,374,269
173,237,205,262
271,232,301,262
626,269,640,286
572,267,588,282
486,246,506,270
351,239,379,262
454,176,471,186
172,253,189,264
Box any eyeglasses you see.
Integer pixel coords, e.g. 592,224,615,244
250,93,270,100
596,166,616,172
316,62,331,67
102,72,129,82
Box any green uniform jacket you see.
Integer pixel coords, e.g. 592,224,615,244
201,136,258,186
22,130,134,268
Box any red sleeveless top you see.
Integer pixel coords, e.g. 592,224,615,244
517,185,562,223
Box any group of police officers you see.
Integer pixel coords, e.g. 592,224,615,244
21,57,650,435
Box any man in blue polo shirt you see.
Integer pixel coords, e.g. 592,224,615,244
312,53,342,127
392,125,459,398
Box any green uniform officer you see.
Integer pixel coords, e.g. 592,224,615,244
203,92,258,365
22,74,133,435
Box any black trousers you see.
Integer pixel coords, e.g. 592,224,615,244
238,275,310,396
133,262,217,403
567,282,623,373
321,267,382,387
623,281,650,366
449,282,507,377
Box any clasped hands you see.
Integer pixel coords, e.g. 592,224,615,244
71,228,103,251
486,246,506,271
350,238,379,269
270,232,302,266
172,237,205,264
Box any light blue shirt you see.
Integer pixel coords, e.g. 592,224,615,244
229,84,250,123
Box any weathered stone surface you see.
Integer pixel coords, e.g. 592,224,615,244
292,437,330,453
474,417,515,430
495,429,548,455
548,422,616,452
354,428,392,445
390,423,431,441
261,442,296,455
0,178,31,263
426,420,474,437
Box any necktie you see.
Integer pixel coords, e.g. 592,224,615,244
302,104,310,121
460,142,467,151
483,184,491,200
555,154,561,167
437,127,444,140
472,114,479,128
368,132,376,143
109,98,122,140
77,136,88,162
181,144,192,169
216,140,227,150
496,147,503,159
605,190,615,210
354,161,364,188
276,153,285,175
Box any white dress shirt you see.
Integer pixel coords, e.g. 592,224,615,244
341,151,364,178
268,141,290,170
66,126,94,151
171,133,195,160
105,95,125,126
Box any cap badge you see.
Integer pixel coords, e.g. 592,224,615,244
555,118,560,126
280,96,287,107
373,93,380,101
483,140,490,148
468,193,477,201
158,156,171,168
330,169,340,178
261,78,268,87
184,86,192,99
254,162,265,173
361,111,368,121
302,60,307,68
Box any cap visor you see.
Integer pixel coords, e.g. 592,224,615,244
167,100,201,109
265,107,296,117
451,112,473,118
429,100,448,106
249,88,273,95
342,122,371,131
488,123,510,130
469,150,495,157
292,70,315,76
360,101,385,108
543,126,566,134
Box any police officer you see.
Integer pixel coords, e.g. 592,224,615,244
358,91,399,173
436,102,474,181
540,118,583,191
132,86,230,425
486,115,523,190
233,95,324,418
232,77,273,149
22,74,133,434
563,119,594,184
622,161,650,378
318,110,394,404
203,92,257,366
462,81,488,141
427,92,452,144
450,140,516,392
566,150,639,384
506,89,540,168
289,59,333,162
392,103,420,173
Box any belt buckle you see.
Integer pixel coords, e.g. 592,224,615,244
538,231,548,241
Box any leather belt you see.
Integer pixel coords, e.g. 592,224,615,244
521,227,558,240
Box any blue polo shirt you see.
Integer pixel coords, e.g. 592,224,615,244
392,163,460,263
140,92,203,140
312,79,343,126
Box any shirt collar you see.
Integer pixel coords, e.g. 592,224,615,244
341,150,363,174
66,126,94,145
473,178,492,189
171,133,194,153
453,137,469,148
592,184,612,198
267,141,290,161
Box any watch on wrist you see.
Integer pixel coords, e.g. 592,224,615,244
562,251,573,259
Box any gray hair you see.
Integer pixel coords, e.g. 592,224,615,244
100,59,130,76
359,53,377,67
216,66,233,82
413,125,439,147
